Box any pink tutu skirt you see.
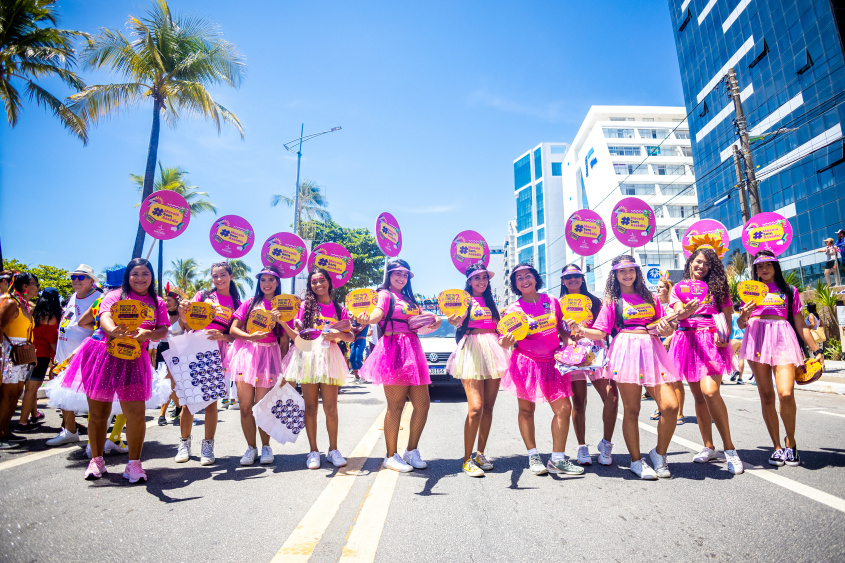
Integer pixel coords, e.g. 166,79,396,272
217,340,231,372
605,332,680,387
740,318,805,367
446,332,510,380
670,328,733,382
284,342,348,386
501,350,572,403
72,337,153,403
228,340,283,388
359,332,430,386
569,368,611,382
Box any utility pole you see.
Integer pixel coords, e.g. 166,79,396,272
732,145,754,275
727,68,761,215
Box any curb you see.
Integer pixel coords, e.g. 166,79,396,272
797,380,845,395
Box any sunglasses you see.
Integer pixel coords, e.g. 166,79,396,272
562,274,583,280
70,275,89,281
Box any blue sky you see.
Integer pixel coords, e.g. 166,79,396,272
0,0,685,296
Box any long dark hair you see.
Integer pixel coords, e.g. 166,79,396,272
604,255,654,328
752,249,790,295
380,259,418,307
121,258,159,324
246,266,284,339
33,291,62,326
461,263,501,325
301,267,335,330
203,261,242,309
509,263,543,297
12,272,37,296
683,247,729,308
559,263,601,320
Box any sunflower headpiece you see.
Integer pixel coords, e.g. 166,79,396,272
683,233,728,259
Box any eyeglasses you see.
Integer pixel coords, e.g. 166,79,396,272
562,274,582,281
70,275,89,281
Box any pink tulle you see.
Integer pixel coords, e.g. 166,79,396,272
227,340,283,388
446,332,510,380
740,318,805,367
605,332,680,387
359,332,430,386
670,329,733,382
75,338,153,402
217,340,231,371
501,350,572,403
569,368,610,382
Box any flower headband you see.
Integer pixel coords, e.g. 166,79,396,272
611,259,640,271
256,268,281,279
753,255,779,265
388,266,414,278
468,268,495,280
561,265,583,277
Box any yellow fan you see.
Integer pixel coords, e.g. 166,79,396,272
497,311,530,341
107,337,142,360
273,294,302,322
185,302,216,331
683,233,728,259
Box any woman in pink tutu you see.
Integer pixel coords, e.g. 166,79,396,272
668,246,743,475
77,258,169,483
357,260,440,473
228,266,288,466
559,263,618,468
572,255,679,480
445,263,508,477
498,263,584,477
737,250,824,467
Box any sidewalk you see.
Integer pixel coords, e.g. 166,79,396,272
734,360,845,395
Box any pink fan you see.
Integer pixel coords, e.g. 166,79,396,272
408,313,437,334
330,319,352,332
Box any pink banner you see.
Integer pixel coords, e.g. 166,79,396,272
450,230,489,274
742,212,793,256
375,212,402,257
308,242,354,287
565,209,606,256
260,232,308,278
209,215,254,258
139,190,190,240
611,197,655,247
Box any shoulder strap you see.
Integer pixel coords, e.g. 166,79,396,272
785,286,807,354
333,300,342,321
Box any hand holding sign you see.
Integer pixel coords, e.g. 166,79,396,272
185,302,216,331
273,294,301,322
437,289,471,318
110,300,149,332
246,309,276,336
560,294,593,326
737,280,768,306
497,311,529,343
345,288,378,317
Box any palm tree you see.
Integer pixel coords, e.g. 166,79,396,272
165,258,199,291
70,0,246,259
131,162,216,215
201,258,253,296
0,0,90,142
271,179,331,240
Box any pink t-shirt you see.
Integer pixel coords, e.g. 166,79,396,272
376,290,419,334
669,285,733,328
233,298,277,343
593,293,663,334
751,284,801,319
296,301,349,331
505,293,562,359
100,290,169,331
192,290,235,331
467,296,496,330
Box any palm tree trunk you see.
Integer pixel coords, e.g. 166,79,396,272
132,97,163,259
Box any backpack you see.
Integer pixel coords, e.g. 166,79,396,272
332,300,348,356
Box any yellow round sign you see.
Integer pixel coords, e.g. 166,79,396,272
560,294,593,325
185,302,216,331
246,309,276,334
345,288,378,316
110,300,149,331
737,280,768,306
795,358,823,384
107,337,142,360
273,294,301,322
497,311,530,341
437,289,471,317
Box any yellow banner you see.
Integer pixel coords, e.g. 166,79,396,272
107,337,141,360
110,300,149,331
273,294,301,322
185,302,216,331
145,202,184,227
560,294,593,324
456,241,485,262
497,311,529,341
246,309,276,334
345,289,378,316
266,243,302,266
437,289,471,317
737,280,768,306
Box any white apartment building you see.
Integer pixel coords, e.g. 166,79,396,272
501,219,517,306
488,245,505,304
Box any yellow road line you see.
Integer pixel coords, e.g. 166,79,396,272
271,407,388,562
339,404,413,563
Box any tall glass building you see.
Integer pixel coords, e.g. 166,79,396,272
668,0,845,280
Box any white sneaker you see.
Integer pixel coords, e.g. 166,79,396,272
46,428,79,447
306,451,321,469
725,449,744,475
630,458,658,480
230,402,240,411
576,445,592,465
402,449,427,469
598,439,613,466
327,449,347,467
240,446,257,466
175,436,192,463
105,439,128,454
200,439,215,466
260,445,274,465
383,453,413,473
693,447,718,463
649,448,671,479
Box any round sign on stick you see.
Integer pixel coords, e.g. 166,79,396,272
560,294,593,325
611,197,655,247
737,280,768,306
682,219,729,259
261,232,308,278
139,190,191,240
210,215,255,258
308,243,354,287
795,358,824,385
107,337,142,360
110,300,149,331
742,212,793,256
272,294,301,322
246,309,276,334
565,209,606,256
375,212,402,257
675,280,709,304
345,289,378,316
437,289,471,317
185,302,216,331
497,311,530,341
450,230,489,274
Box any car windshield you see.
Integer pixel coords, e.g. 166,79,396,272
417,318,456,338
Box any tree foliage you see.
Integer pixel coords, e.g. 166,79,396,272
271,179,331,240
304,220,383,303
131,162,216,215
5,258,72,298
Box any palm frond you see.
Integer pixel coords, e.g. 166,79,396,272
23,80,87,143
69,82,148,125
270,194,294,207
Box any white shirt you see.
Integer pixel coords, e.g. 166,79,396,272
55,290,100,364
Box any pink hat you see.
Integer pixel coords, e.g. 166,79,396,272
753,255,779,265
256,267,281,279
387,265,414,278
513,265,534,274
561,265,583,277
611,259,640,271
468,268,495,280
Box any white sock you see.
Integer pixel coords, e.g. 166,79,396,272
578,444,587,449
551,452,565,462
527,448,538,457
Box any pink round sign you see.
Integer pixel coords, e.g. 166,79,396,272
674,279,709,303
139,190,190,240
742,212,793,256
261,232,308,278
565,209,606,256
450,230,489,274
375,212,402,257
682,219,729,259
308,242,354,287
209,215,255,259
611,197,655,247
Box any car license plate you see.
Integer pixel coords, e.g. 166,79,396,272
429,367,446,375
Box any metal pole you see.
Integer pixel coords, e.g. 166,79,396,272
732,145,754,273
727,68,761,215
291,123,304,294
158,239,163,295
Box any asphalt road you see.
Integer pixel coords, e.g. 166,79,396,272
1,379,843,562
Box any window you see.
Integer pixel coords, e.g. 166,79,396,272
537,227,545,242
535,182,544,226
639,128,670,139
639,253,679,270
688,165,695,176
654,229,673,243
646,146,678,157
674,130,690,140
603,128,635,139
608,145,641,156
674,228,686,241
641,118,654,122
516,187,533,231
518,247,533,264
620,183,655,196
658,184,696,196
533,148,542,180
614,163,647,175
664,205,698,218
653,164,687,176
550,145,568,154
609,117,634,121
551,162,562,176
517,232,533,248
538,244,546,276
514,154,531,190
680,146,693,156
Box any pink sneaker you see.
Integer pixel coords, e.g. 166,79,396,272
84,456,107,480
122,460,147,484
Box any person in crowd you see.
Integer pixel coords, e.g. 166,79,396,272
805,302,825,353
729,302,746,384
817,238,840,286
649,277,683,423
156,288,185,427
349,319,369,382
835,229,845,264
17,287,61,432
0,271,12,296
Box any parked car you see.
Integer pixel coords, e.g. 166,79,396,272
417,318,460,387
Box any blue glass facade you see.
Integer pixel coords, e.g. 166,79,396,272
516,186,533,232
514,155,531,190
668,0,845,266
